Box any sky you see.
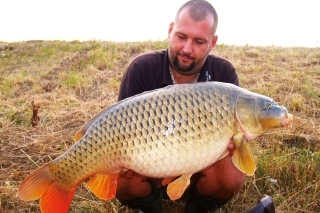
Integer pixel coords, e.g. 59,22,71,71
1,0,319,47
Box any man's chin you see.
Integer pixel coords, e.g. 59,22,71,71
175,63,193,72
178,57,193,66
178,66,194,73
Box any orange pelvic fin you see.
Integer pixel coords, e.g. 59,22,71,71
167,174,192,200
86,173,119,200
18,162,77,213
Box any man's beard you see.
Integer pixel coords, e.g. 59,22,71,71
173,55,195,74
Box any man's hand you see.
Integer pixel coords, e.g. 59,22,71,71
228,139,236,155
119,169,134,178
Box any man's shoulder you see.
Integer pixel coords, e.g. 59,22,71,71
207,54,232,65
132,49,166,63
205,53,239,84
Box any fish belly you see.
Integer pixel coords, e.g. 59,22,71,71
125,136,232,177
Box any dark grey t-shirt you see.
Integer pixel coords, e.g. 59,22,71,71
118,49,239,101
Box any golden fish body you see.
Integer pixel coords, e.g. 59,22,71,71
19,82,293,213
55,83,236,182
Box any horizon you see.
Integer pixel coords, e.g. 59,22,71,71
1,0,319,47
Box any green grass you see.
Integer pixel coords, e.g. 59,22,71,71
0,40,319,213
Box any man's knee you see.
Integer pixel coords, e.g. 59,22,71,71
120,183,163,213
196,155,246,200
116,173,152,201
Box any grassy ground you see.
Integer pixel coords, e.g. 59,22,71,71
0,40,319,213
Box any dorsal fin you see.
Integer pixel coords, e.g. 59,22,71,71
73,128,86,142
73,109,107,142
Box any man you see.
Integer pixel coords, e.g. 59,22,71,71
116,1,269,213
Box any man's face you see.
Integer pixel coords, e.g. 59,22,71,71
168,8,218,75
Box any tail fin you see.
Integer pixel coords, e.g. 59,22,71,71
19,162,77,213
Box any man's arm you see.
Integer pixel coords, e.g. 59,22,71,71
118,62,145,101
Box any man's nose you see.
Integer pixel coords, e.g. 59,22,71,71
183,39,192,54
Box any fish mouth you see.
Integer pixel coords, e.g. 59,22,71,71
281,113,293,126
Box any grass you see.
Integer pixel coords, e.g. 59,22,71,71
0,40,319,213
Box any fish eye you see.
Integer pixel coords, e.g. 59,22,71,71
266,102,272,110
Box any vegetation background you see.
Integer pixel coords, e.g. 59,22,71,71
0,40,319,213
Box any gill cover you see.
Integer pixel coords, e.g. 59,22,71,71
235,94,262,140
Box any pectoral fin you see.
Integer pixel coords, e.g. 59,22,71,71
232,133,256,176
167,174,192,201
86,173,119,200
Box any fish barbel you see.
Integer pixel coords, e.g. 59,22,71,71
19,82,293,213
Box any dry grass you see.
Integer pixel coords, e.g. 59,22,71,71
0,40,319,213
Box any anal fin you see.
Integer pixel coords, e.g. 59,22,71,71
86,173,119,200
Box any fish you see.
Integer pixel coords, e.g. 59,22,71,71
18,82,293,213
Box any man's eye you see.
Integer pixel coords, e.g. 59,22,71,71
195,40,204,44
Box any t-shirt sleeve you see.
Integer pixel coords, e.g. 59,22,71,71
118,50,166,101
210,56,239,86
223,63,239,86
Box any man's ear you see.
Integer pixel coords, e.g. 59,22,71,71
211,35,218,49
168,22,174,35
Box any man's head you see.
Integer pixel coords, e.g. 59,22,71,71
175,0,218,35
168,0,218,75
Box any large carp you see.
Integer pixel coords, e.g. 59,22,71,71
19,82,292,213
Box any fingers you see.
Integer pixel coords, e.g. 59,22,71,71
116,172,151,200
119,169,134,178
126,170,134,178
228,140,235,155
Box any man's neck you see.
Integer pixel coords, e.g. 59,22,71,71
169,65,200,84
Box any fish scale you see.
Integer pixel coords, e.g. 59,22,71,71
19,82,293,212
